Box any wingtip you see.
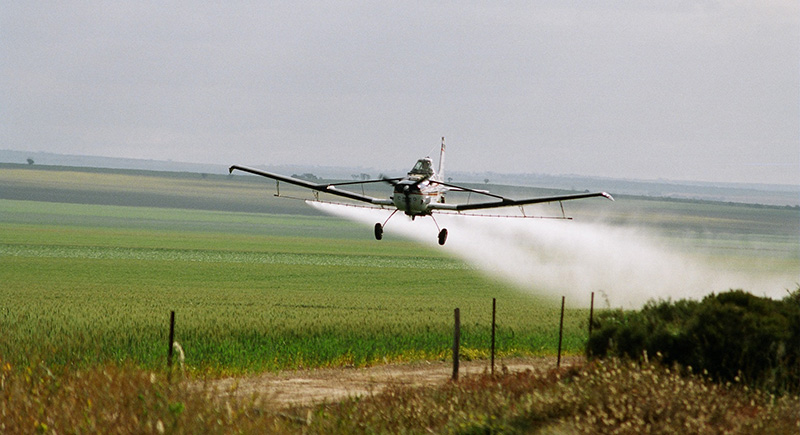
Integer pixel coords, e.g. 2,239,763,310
228,165,235,174
602,192,615,201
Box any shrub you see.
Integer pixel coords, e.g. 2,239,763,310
587,289,800,393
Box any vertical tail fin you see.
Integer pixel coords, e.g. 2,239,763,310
438,136,446,181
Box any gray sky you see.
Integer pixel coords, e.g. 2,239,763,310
3,1,798,185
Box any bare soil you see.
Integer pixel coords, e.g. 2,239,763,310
206,356,583,407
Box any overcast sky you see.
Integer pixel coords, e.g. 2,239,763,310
3,1,798,185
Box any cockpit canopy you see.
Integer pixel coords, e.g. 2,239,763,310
409,158,434,177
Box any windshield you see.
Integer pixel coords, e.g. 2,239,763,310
409,158,434,176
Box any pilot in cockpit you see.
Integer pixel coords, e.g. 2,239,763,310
410,158,434,176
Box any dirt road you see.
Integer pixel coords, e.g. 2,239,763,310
207,356,582,407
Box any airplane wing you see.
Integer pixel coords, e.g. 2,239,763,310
228,165,394,206
428,180,613,212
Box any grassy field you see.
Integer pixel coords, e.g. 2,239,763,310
1,165,797,374
1,198,581,373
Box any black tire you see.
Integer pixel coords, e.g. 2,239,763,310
374,223,383,240
438,228,448,245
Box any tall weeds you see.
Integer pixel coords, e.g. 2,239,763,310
2,357,796,434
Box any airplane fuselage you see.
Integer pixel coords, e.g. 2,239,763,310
391,179,444,216
390,156,448,218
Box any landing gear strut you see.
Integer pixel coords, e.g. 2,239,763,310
375,212,448,246
374,210,398,241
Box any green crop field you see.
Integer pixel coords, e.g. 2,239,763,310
1,165,797,374
0,197,578,374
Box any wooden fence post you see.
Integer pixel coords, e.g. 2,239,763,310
491,298,496,375
452,308,460,381
557,297,565,369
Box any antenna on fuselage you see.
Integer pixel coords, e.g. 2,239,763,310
438,136,446,181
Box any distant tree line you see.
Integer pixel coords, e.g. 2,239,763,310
292,173,319,181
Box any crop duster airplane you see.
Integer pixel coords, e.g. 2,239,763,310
229,138,613,245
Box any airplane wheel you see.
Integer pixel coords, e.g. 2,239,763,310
374,223,383,240
438,228,448,246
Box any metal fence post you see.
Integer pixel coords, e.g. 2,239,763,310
491,298,496,375
167,311,175,370
557,297,565,368
452,308,460,381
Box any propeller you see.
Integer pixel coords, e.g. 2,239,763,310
380,175,401,186
381,173,430,188
387,175,431,213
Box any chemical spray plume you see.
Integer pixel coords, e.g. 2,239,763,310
309,202,794,308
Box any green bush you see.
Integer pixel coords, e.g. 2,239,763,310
587,289,800,393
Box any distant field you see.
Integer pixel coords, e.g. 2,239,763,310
1,166,797,373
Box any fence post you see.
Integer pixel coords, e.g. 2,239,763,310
167,311,175,370
491,298,496,375
452,308,460,381
557,297,565,369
